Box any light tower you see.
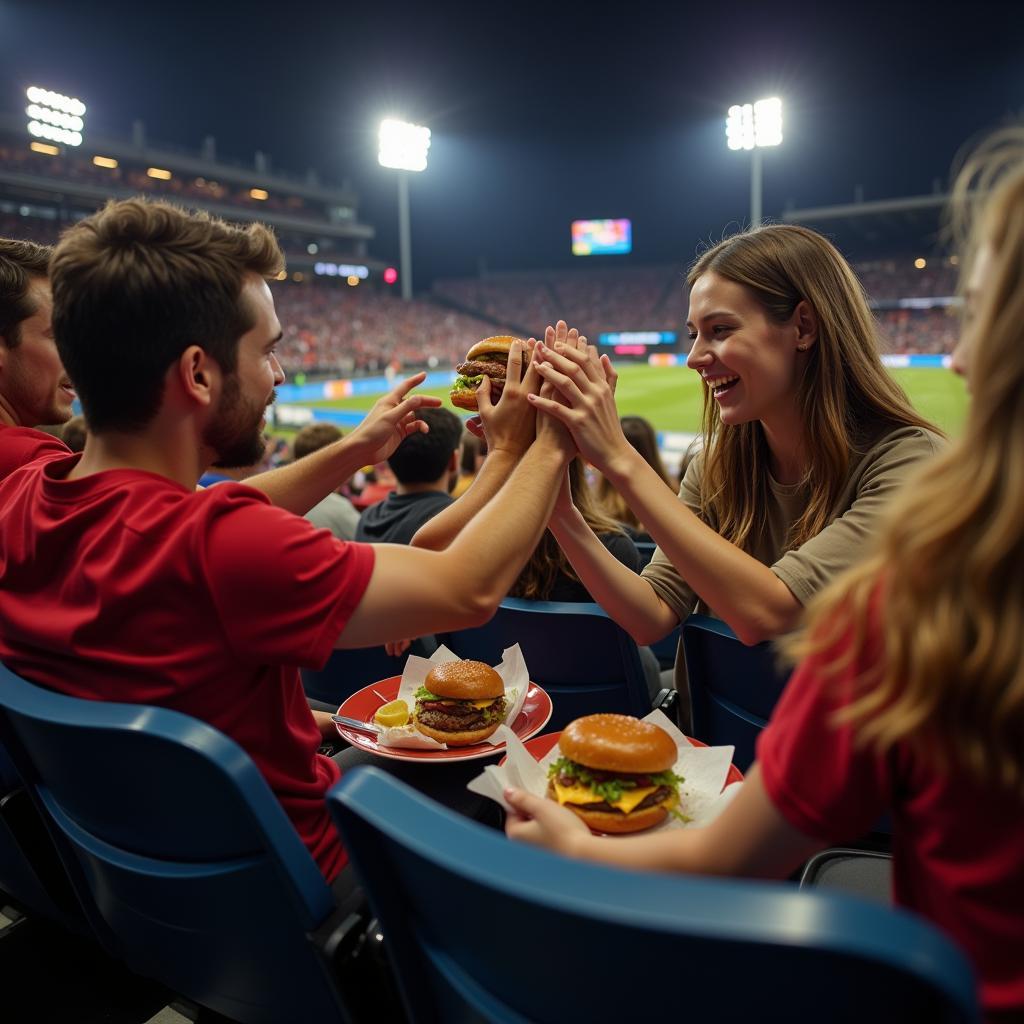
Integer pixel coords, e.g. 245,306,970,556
378,119,431,301
726,97,782,228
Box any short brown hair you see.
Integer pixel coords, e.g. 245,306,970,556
50,199,284,433
0,238,52,347
293,422,343,460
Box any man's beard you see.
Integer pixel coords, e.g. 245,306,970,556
204,374,273,469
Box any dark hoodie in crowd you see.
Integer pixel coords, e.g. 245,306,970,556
354,491,454,545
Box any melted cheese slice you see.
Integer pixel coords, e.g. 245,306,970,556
552,780,659,815
434,698,500,708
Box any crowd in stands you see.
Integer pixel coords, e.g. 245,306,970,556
272,282,517,376
0,201,963,378
854,256,958,302
433,266,682,341
876,306,959,354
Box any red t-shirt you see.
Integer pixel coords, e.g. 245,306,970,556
0,423,70,482
758,614,1024,1019
0,456,375,881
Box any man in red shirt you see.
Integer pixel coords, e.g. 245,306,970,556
0,239,76,476
0,199,572,892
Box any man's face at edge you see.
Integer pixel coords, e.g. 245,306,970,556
0,276,76,428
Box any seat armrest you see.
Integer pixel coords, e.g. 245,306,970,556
652,687,677,717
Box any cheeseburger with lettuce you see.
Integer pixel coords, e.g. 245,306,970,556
547,714,683,833
450,336,527,411
413,660,507,746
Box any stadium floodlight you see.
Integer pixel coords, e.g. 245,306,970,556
378,118,431,300
726,97,782,228
26,86,86,147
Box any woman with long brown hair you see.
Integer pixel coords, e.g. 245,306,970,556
526,225,942,703
506,130,1024,1020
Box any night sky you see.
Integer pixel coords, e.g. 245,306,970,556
1,0,1022,284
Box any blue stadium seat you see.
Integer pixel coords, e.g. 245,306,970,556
328,766,979,1024
0,660,360,1024
682,613,791,771
443,597,666,730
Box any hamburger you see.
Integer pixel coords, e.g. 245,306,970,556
546,714,683,833
413,660,507,746
450,336,528,411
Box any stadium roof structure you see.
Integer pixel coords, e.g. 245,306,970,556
782,191,950,257
0,111,376,251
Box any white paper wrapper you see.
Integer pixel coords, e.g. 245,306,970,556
374,644,530,750
467,709,744,831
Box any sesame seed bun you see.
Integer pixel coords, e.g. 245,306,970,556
558,714,677,775
424,660,504,700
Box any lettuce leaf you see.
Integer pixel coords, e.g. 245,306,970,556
547,756,684,805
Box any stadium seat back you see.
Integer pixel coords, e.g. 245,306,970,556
682,613,792,770
328,766,979,1024
0,661,351,1024
443,598,650,730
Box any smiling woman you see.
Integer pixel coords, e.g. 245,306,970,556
529,224,945,720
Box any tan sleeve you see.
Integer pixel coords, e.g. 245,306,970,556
639,452,706,623
773,428,944,606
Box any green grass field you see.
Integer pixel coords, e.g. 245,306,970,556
292,365,969,437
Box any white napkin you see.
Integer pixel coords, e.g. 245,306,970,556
375,644,530,750
467,709,743,830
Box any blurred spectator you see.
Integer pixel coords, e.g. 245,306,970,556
594,416,675,541
451,429,485,499
60,414,88,453
292,422,360,541
512,458,640,601
355,407,463,544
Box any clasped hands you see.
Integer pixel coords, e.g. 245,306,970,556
469,321,624,471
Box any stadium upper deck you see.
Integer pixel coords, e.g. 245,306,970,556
0,124,961,372
0,112,377,277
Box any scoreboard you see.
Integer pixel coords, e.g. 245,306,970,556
598,330,679,360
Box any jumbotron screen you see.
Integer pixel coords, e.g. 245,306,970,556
571,218,632,256
598,330,677,356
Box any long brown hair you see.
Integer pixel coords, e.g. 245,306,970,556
595,415,674,530
689,225,937,552
789,129,1024,796
512,458,624,600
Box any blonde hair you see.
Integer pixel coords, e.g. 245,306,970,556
512,459,624,600
789,128,1024,797
688,225,937,552
595,416,674,531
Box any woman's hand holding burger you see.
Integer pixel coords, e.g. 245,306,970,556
504,786,594,857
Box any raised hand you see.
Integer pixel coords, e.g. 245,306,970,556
472,337,540,457
529,330,630,474
346,372,442,466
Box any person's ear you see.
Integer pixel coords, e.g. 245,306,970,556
793,300,818,352
448,449,459,474
177,346,216,407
